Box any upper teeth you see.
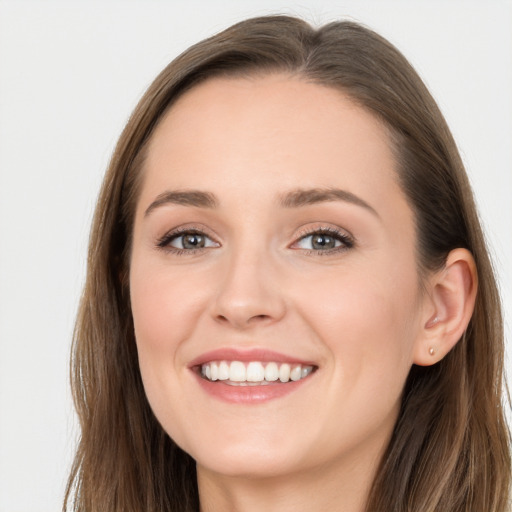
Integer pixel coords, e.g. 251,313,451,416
201,361,314,385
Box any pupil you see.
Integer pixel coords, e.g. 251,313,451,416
312,234,335,250
183,234,205,249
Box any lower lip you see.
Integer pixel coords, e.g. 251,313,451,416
193,372,314,404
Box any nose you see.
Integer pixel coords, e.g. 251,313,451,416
210,248,286,330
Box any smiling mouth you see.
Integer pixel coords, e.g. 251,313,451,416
200,360,316,386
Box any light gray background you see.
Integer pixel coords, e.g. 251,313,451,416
0,1,511,510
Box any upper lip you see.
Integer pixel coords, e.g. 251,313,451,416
188,348,317,368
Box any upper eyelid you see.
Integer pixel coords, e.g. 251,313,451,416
160,224,218,238
294,225,354,241
157,226,219,248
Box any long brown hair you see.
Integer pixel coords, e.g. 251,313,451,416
64,15,510,512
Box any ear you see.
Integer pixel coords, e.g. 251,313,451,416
413,248,478,366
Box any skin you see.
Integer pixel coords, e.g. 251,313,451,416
129,74,473,512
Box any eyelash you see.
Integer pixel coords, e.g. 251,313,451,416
156,226,355,256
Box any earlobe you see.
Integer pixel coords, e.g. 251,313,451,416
414,248,478,366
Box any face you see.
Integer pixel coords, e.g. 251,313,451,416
129,74,429,480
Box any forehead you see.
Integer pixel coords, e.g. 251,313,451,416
140,73,407,219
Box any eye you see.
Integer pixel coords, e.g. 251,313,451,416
157,229,219,252
293,229,354,252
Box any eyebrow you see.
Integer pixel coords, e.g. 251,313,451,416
279,187,379,217
144,186,378,218
144,190,218,216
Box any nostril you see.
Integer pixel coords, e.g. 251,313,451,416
215,312,272,328
245,314,274,326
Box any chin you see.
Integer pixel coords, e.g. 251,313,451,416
195,451,302,480
184,434,310,479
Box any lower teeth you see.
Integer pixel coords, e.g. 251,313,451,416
223,380,272,386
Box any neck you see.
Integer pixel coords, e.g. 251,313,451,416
197,446,383,512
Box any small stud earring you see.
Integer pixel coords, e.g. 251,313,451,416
429,347,435,356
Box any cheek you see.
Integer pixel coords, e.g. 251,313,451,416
129,258,210,357
128,257,212,427
294,258,420,386
128,257,214,437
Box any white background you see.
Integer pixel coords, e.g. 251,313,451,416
0,1,510,510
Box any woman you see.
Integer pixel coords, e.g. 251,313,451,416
64,15,511,512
